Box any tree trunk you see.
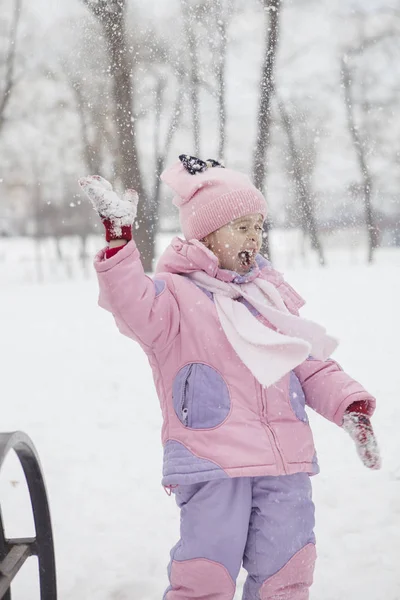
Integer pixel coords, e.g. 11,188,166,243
277,99,325,266
71,80,103,174
33,181,44,283
214,0,230,162
341,57,379,263
104,9,155,269
79,233,90,278
252,0,282,258
83,0,155,271
153,77,184,228
181,0,201,156
0,0,22,134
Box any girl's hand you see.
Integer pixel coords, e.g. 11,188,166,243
78,175,138,242
342,411,381,470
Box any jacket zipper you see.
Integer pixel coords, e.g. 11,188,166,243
181,365,193,427
258,383,287,474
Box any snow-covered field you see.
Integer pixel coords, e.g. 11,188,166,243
1,235,400,599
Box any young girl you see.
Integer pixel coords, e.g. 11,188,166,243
79,155,380,600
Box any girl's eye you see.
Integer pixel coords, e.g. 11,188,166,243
239,226,247,231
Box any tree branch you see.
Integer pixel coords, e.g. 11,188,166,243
82,0,124,19
344,29,399,59
0,0,22,133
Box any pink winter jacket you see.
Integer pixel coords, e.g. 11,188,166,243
94,238,376,486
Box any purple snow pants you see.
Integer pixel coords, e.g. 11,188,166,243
164,474,316,600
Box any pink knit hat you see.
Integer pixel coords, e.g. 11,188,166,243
160,156,267,240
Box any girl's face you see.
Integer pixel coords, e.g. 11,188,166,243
202,213,264,274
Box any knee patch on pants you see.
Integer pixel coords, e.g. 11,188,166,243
259,544,317,600
166,558,236,600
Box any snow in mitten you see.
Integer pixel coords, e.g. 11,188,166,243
78,175,138,242
343,404,381,470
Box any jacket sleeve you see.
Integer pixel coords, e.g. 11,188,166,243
94,240,180,351
294,357,376,426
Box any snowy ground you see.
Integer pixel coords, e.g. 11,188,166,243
1,235,400,599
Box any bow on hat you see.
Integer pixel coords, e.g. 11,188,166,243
179,154,225,175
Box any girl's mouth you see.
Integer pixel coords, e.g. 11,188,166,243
238,249,256,267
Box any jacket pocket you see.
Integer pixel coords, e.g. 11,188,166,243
173,363,230,429
289,371,308,423
180,364,193,426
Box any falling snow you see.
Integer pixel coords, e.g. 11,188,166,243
1,0,400,598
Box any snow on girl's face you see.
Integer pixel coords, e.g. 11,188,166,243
201,213,264,274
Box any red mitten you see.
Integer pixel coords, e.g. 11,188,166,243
342,405,381,470
78,175,138,242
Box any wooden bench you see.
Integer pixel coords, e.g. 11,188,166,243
0,432,57,599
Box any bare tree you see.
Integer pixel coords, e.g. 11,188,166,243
82,0,156,269
340,56,378,263
70,78,105,175
277,98,325,265
252,0,282,258
152,73,184,211
337,8,400,262
215,13,228,161
181,0,201,156
209,0,234,161
168,0,233,162
0,0,22,134
339,24,397,263
70,79,107,274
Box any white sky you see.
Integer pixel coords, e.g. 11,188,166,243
29,0,177,28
